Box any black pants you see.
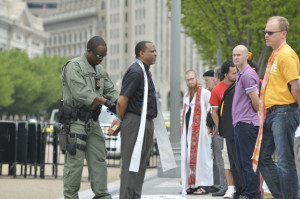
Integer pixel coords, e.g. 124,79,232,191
226,137,245,195
119,112,154,199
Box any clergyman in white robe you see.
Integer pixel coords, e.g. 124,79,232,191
181,86,214,189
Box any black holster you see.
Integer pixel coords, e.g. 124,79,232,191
66,133,87,155
92,105,102,121
66,142,76,155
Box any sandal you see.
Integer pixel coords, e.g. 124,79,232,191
193,187,209,195
186,187,196,194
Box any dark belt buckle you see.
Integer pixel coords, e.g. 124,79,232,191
268,105,280,112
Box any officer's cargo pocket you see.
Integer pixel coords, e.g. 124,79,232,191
58,126,67,153
66,133,77,156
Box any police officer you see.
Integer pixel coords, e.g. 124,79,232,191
62,36,118,199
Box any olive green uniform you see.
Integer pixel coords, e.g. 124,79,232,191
62,55,118,199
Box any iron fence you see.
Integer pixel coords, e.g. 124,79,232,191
0,120,159,179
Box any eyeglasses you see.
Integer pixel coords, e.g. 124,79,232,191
91,50,106,59
263,30,284,36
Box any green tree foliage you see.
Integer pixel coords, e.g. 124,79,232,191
181,0,300,76
0,50,67,115
0,51,15,108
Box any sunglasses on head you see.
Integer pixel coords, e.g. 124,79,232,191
263,30,284,36
91,50,106,59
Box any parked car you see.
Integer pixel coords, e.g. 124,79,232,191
50,109,59,124
44,109,59,144
99,108,172,157
99,106,121,158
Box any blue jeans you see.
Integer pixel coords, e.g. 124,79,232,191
297,137,300,195
234,122,260,199
258,105,300,199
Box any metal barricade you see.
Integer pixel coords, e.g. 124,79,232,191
27,122,38,177
0,121,28,178
26,122,46,178
0,120,159,178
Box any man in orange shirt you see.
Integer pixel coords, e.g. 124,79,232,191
258,16,300,199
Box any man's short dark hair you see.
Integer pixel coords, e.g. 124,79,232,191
221,60,235,76
87,36,106,52
135,41,152,58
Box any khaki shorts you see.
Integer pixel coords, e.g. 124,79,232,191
222,141,231,170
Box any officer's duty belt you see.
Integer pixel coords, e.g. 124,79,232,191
70,133,87,141
77,107,100,122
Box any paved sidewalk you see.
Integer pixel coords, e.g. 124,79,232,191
75,170,224,199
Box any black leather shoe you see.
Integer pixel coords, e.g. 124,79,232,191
212,189,226,196
206,186,220,193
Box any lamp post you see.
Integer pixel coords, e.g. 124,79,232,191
158,0,181,178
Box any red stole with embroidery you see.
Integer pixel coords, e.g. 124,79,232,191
181,83,202,185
